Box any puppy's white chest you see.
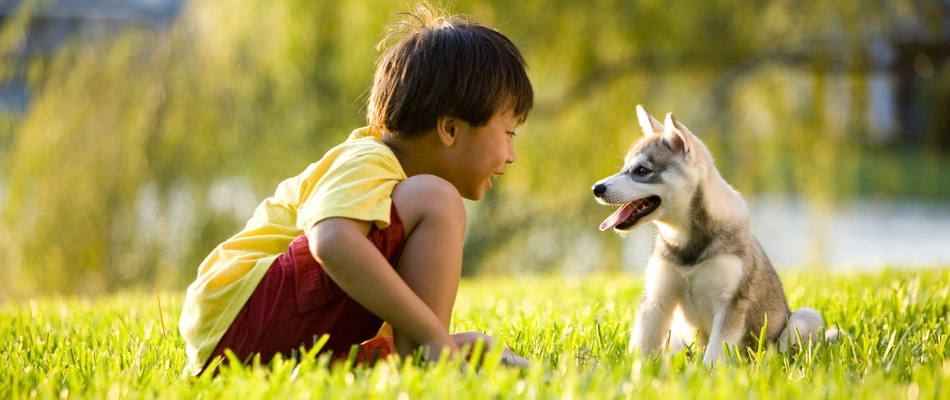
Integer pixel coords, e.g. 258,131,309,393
672,256,745,328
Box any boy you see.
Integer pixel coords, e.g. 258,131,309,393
178,3,534,376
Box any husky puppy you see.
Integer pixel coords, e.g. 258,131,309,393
592,105,828,366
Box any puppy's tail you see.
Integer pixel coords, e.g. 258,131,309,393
777,307,842,352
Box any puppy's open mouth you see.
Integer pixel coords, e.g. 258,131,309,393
599,196,661,231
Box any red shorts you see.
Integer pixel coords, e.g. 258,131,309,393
204,204,406,373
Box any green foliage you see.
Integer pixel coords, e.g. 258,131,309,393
0,0,948,295
0,0,408,296
2,269,949,398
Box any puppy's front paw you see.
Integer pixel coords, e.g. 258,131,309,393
628,329,657,358
702,345,726,370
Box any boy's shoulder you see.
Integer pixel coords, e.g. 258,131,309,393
295,127,404,181
345,126,383,142
331,126,397,164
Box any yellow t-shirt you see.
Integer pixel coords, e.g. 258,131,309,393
178,127,407,376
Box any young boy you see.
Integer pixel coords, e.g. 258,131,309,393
178,3,534,376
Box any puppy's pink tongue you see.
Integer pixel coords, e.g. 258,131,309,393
600,204,634,231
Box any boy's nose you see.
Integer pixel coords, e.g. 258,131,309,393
507,142,517,164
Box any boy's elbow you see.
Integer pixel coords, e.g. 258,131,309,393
307,218,370,264
308,220,342,264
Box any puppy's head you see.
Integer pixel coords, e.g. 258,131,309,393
592,105,697,233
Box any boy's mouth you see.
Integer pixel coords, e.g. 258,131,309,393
599,196,661,231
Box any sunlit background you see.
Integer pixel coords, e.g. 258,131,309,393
0,0,948,299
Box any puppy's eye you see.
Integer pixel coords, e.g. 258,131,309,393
634,166,652,176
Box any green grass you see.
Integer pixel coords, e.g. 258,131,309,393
2,269,949,399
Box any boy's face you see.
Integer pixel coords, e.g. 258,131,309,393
448,110,520,200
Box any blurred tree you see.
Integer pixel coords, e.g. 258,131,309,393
0,0,407,297
0,0,946,297
461,0,949,275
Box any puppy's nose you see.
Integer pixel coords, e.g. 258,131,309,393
592,183,607,197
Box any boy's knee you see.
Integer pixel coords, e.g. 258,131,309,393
392,175,466,228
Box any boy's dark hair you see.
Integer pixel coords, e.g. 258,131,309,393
367,3,534,138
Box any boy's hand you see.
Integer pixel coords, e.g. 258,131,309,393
450,331,530,368
419,333,461,363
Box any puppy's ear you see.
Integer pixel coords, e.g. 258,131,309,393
636,105,664,137
663,112,691,160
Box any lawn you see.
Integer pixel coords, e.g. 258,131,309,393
2,269,948,399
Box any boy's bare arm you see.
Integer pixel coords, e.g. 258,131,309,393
308,217,458,356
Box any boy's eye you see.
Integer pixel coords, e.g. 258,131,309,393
506,131,516,138
633,166,652,176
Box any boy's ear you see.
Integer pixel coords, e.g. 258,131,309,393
436,116,459,146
